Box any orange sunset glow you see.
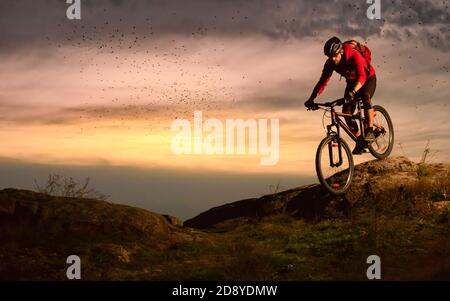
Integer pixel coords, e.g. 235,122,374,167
1,0,449,218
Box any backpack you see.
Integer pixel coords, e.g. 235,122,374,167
344,40,372,65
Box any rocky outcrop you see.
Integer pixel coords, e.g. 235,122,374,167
185,157,450,229
0,188,207,280
0,188,193,249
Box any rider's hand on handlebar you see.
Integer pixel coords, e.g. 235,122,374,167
304,98,313,108
307,104,319,111
344,90,356,102
336,98,346,106
304,99,318,111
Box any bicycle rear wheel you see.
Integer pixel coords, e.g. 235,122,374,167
315,135,354,195
368,105,394,159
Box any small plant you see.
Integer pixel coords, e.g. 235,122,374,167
420,140,440,164
34,174,109,201
268,182,285,194
397,142,407,157
416,140,440,177
416,163,430,177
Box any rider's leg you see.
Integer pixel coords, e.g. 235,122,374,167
343,86,360,137
365,108,374,129
361,76,377,141
361,75,376,130
343,102,360,137
362,93,374,129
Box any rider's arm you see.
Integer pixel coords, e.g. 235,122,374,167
308,60,334,101
352,81,363,93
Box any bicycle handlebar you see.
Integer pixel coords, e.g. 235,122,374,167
307,97,346,111
315,98,346,107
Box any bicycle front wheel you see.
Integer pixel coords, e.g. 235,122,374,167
315,135,354,195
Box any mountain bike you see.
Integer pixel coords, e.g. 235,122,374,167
308,97,394,195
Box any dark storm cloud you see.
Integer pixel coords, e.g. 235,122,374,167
0,102,170,126
0,101,79,125
0,0,449,55
243,95,301,110
0,99,231,126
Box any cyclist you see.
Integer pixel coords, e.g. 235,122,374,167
304,36,376,155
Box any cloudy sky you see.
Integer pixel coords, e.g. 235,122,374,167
0,0,449,219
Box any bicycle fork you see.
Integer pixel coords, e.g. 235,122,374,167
357,101,366,137
326,124,343,168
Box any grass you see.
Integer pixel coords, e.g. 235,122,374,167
127,205,447,280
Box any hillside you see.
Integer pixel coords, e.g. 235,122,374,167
0,188,207,280
185,157,449,229
0,157,449,280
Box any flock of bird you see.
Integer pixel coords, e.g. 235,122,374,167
40,2,449,135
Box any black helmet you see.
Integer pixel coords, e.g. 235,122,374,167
324,37,342,57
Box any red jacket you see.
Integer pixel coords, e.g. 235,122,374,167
310,43,376,98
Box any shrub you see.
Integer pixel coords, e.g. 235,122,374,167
34,174,109,201
416,163,430,177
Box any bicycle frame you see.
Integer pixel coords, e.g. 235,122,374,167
322,99,366,168
328,100,366,143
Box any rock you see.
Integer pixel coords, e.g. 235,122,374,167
0,188,197,249
185,157,449,229
162,214,183,227
0,188,215,280
0,190,179,240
